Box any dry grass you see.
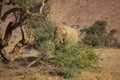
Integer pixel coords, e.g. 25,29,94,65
0,48,120,80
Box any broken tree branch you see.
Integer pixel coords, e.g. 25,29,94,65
1,7,22,21
0,24,34,62
39,0,45,14
3,11,27,46
0,0,4,17
0,0,4,23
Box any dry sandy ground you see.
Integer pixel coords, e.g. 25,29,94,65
78,48,120,80
0,48,120,80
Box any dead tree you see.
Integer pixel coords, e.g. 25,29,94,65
0,0,47,62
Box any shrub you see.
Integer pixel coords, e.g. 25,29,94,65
114,38,120,48
19,71,39,80
80,20,107,47
104,29,117,47
28,19,56,61
14,0,34,10
80,20,118,47
29,19,98,78
52,42,98,78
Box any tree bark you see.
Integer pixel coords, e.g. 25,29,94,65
0,24,35,62
0,0,4,23
0,1,41,62
40,0,45,14
1,7,22,21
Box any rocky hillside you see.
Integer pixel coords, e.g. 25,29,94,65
48,0,120,33
0,0,120,36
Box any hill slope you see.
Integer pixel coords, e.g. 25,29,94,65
49,0,120,32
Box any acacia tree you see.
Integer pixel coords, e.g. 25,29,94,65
0,0,47,62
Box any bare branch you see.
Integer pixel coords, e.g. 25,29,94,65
3,12,27,47
0,24,32,62
1,7,22,21
0,0,4,23
39,0,45,14
26,9,41,16
0,0,4,17
5,0,16,5
3,22,13,46
13,11,20,23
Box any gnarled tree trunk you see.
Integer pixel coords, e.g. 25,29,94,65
0,0,47,62
0,24,33,62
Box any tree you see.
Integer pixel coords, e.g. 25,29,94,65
80,20,118,47
0,0,48,62
80,20,107,47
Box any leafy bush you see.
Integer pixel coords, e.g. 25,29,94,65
104,29,117,47
13,0,34,10
52,42,98,78
80,20,106,47
80,20,118,47
29,19,98,78
42,4,51,16
114,38,120,48
19,71,39,80
29,19,56,61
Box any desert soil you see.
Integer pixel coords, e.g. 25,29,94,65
0,48,120,80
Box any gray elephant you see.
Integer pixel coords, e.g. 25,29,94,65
54,25,78,47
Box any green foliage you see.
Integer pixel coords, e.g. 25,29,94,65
13,0,34,10
29,19,98,78
42,4,51,16
80,20,107,47
19,71,39,80
30,19,56,42
104,29,117,47
29,19,56,61
80,20,118,47
52,42,98,78
81,21,107,35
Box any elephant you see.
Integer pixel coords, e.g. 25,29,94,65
54,25,79,47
